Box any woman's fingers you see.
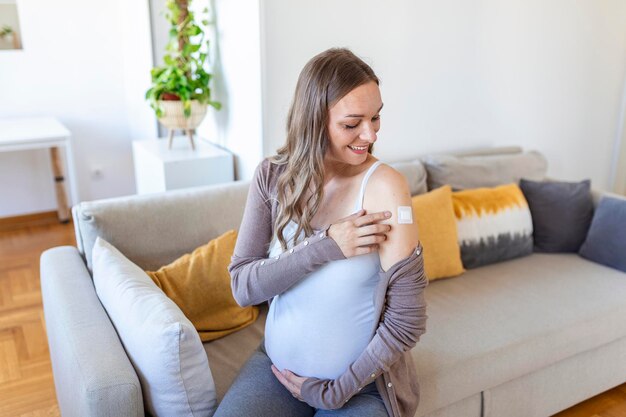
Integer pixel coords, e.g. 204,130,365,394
358,234,387,247
355,223,391,238
283,370,305,400
327,210,392,258
271,365,305,400
335,208,365,223
353,210,391,227
353,244,379,256
271,364,289,387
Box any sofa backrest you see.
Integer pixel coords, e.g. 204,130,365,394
591,188,626,208
421,150,548,190
73,146,536,272
73,163,428,272
74,181,251,272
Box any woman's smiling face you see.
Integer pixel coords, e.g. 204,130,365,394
326,81,383,167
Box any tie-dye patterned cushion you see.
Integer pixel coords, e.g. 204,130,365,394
452,184,534,268
411,185,465,281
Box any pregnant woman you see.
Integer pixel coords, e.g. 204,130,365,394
216,48,428,417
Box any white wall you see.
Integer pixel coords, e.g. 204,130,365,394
0,0,155,217
195,0,263,181
611,71,626,194
262,0,626,189
2,1,624,217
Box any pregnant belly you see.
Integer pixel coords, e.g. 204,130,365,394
264,256,379,379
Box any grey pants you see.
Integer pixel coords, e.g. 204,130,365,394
213,340,389,417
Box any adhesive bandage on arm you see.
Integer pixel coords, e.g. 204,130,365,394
397,206,414,224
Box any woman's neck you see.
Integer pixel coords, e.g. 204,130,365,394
322,154,373,185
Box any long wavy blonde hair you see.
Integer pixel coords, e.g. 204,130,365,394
269,48,379,251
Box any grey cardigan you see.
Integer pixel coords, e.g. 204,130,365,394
228,158,429,417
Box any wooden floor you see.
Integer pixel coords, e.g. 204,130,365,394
0,220,74,417
0,221,625,417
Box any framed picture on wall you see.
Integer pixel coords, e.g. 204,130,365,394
0,0,22,50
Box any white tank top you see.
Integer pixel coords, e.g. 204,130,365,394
265,161,383,379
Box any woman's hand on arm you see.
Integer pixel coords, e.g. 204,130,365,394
327,209,393,258
228,159,347,307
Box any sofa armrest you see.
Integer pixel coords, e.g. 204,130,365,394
40,246,144,417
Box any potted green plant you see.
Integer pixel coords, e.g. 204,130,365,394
0,25,13,39
0,25,17,49
145,0,221,150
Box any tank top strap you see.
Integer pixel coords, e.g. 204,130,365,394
354,160,383,212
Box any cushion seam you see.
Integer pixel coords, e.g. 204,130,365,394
178,323,196,417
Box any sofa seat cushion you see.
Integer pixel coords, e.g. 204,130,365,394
204,303,268,402
412,253,626,415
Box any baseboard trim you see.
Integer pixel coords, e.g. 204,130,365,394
0,211,69,232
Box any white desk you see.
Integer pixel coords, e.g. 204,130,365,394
0,117,77,222
132,137,234,194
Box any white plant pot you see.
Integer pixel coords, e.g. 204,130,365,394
157,100,208,130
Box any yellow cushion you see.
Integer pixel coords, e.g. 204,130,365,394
146,229,259,342
411,185,465,281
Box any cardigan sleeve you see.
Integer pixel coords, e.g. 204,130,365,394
228,158,346,307
299,243,428,409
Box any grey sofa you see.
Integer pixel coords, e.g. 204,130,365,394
41,147,626,417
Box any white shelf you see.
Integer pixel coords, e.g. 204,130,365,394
132,137,234,194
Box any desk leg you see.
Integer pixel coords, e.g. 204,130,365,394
50,147,70,223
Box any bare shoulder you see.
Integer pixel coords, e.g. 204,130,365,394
368,163,410,195
365,163,420,272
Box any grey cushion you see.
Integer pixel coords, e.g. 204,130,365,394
579,196,626,272
412,253,626,416
519,179,594,253
422,151,548,190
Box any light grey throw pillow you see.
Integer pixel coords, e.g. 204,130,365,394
92,237,217,417
422,150,548,191
387,159,428,196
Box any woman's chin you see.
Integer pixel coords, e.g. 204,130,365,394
324,151,368,168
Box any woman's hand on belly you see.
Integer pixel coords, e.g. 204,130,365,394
271,364,307,401
273,372,351,411
327,209,392,257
